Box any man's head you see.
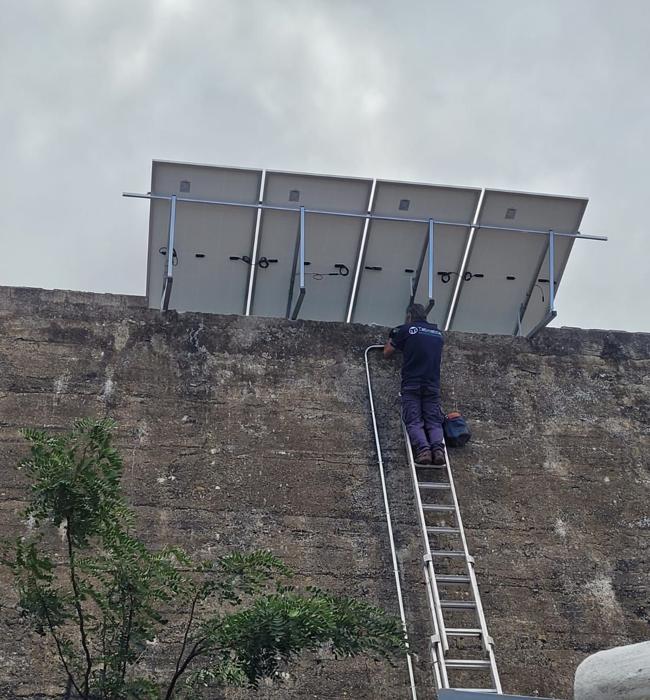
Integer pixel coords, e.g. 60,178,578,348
405,303,427,324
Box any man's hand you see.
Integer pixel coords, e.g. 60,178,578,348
383,340,395,358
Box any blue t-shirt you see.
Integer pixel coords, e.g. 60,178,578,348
389,322,444,392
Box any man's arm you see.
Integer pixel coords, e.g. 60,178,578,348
384,325,403,358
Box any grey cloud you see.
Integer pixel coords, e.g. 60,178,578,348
0,0,648,330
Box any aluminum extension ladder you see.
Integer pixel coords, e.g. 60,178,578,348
365,345,501,698
403,423,502,694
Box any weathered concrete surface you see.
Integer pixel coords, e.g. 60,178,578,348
0,285,648,699
574,640,650,700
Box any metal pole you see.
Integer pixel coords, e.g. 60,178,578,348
167,195,177,281
425,218,436,315
548,229,556,313
299,206,305,290
364,345,418,700
245,172,266,316
289,207,306,321
123,192,608,241
428,219,434,302
161,194,177,312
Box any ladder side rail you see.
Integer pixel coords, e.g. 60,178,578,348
442,444,503,694
403,423,450,688
364,345,419,700
423,563,446,689
403,422,451,660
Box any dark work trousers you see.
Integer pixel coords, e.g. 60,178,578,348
401,387,444,454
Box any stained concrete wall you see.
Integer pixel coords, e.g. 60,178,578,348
0,285,648,699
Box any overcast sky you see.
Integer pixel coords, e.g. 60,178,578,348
1,0,648,332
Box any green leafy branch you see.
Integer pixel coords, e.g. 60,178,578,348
2,419,404,699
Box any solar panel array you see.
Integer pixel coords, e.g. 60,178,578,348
144,160,589,335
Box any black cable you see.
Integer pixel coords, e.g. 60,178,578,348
229,255,347,279
229,256,277,268
159,247,179,266
300,263,350,280
463,271,484,281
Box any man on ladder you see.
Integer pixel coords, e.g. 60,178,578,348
384,303,445,466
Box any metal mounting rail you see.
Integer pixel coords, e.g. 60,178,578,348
123,191,608,240
365,345,502,696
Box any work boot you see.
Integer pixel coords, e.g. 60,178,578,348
414,448,432,465
432,448,445,466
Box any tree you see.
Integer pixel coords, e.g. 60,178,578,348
2,419,404,699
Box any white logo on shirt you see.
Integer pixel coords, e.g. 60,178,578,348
409,327,419,335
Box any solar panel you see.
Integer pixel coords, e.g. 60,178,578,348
249,171,372,322
450,190,587,334
134,162,600,336
147,161,262,314
352,181,482,328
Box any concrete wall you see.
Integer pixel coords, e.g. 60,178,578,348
0,285,648,699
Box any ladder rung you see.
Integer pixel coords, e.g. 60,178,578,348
445,659,492,670
436,574,471,584
422,504,456,512
446,628,482,637
431,550,466,558
415,462,446,469
441,600,477,609
427,526,461,535
418,482,451,490
452,689,498,694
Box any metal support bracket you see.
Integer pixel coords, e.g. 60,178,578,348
548,229,556,314
287,206,306,320
525,230,558,338
425,218,435,315
161,194,177,312
516,302,524,336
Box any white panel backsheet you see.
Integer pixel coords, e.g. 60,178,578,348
147,161,261,314
352,181,481,328
250,172,372,321
142,161,591,335
451,190,587,334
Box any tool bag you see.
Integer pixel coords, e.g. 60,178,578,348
443,411,471,447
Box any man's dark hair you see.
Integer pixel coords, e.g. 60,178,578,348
406,303,427,322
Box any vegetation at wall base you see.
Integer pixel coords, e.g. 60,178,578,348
1,419,404,699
